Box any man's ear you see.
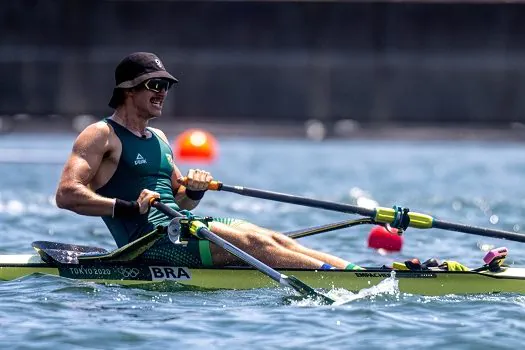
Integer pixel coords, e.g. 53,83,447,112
128,86,144,95
125,89,134,98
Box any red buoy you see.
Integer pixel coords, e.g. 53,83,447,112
367,225,403,252
174,129,218,163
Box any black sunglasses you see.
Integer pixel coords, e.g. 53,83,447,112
143,79,172,93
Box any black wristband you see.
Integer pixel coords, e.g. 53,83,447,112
113,198,140,218
185,189,206,201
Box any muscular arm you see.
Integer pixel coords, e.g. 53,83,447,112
151,127,202,211
55,122,115,216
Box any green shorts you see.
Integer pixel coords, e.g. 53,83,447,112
139,217,246,267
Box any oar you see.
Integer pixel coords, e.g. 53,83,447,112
151,200,335,305
195,180,525,243
32,227,165,264
284,218,375,239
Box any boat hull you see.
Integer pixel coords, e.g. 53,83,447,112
1,254,524,296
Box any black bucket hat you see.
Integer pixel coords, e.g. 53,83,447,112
108,52,178,108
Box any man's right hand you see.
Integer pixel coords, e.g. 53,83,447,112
136,189,160,214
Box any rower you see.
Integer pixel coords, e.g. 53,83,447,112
54,51,362,274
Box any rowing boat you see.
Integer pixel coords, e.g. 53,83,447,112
0,245,523,296
1,253,524,296
3,181,525,300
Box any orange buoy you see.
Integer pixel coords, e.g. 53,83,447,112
367,225,403,252
174,129,218,163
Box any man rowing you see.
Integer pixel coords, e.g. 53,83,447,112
55,52,362,271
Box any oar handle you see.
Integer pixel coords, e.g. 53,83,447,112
150,198,183,218
178,177,222,191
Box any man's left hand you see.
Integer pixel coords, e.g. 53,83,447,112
180,169,213,191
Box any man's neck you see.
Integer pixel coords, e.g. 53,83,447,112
111,109,150,137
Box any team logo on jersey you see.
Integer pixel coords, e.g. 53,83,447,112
134,153,147,165
165,153,174,168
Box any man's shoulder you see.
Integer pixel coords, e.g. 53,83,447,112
149,127,169,143
75,120,113,144
82,120,112,135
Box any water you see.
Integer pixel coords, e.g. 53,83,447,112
0,133,524,349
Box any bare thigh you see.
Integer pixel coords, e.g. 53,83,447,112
217,221,350,268
206,221,326,268
233,222,300,249
207,221,260,265
206,222,303,266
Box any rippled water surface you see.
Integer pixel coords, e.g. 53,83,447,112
0,133,524,349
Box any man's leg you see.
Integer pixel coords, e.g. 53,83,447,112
232,222,352,269
208,221,334,269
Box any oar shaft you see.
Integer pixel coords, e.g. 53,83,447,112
433,219,525,243
203,229,286,282
218,183,376,217
210,181,525,243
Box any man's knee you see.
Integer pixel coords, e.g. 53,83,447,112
268,231,298,249
245,231,281,251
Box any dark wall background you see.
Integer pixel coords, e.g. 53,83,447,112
1,0,524,126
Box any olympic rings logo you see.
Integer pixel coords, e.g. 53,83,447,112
116,267,141,278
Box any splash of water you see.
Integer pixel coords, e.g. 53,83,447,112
290,271,400,306
329,271,400,305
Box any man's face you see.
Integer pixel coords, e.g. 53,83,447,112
129,79,172,118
